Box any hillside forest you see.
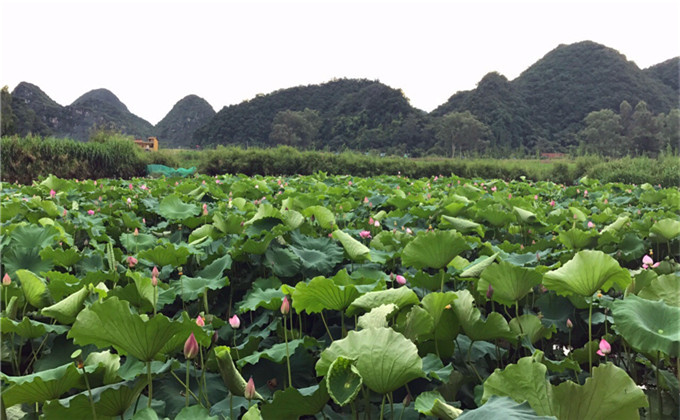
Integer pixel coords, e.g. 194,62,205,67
2,41,678,157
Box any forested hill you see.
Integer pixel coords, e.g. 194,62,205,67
192,78,424,152
155,95,215,148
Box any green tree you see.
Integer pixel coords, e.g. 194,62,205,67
1,86,16,136
657,109,679,155
434,111,491,158
629,101,660,156
578,109,624,156
269,108,322,149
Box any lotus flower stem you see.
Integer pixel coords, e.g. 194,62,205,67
588,299,593,373
79,363,98,420
169,370,201,405
380,394,386,420
185,360,190,407
283,315,292,389
203,291,209,315
147,361,153,408
657,351,663,418
320,311,334,342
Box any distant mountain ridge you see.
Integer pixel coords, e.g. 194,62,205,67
3,40,678,155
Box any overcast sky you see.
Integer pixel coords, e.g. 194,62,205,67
2,0,678,125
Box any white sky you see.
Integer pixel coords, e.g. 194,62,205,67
2,0,678,125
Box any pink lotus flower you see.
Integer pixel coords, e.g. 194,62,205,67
196,315,205,327
374,220,380,227
363,197,369,203
127,256,138,268
508,193,512,199
134,228,139,236
280,296,290,315
87,210,95,215
183,332,199,359
127,197,132,206
245,377,256,400
229,314,240,329
129,183,134,190
2,273,11,285
491,186,497,192
202,203,208,216
642,255,660,269
359,230,371,239
369,217,374,225
587,221,595,229
151,266,159,286
395,274,406,285
566,318,573,329
50,189,56,198
63,209,68,217
534,195,538,200
549,200,556,207
596,338,611,356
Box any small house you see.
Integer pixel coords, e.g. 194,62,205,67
134,137,159,151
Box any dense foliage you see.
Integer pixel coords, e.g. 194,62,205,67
155,95,216,148
1,173,678,419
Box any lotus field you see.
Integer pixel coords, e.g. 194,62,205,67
1,172,679,420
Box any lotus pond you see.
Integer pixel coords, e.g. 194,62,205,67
1,173,679,419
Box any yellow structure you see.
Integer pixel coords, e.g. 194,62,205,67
134,136,159,151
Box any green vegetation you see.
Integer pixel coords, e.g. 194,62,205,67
155,95,215,148
1,173,678,418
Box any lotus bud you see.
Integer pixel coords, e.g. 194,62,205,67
2,273,11,286
134,227,139,236
184,332,199,359
151,266,159,286
50,189,56,198
245,377,256,400
127,256,138,268
395,275,406,285
87,210,95,215
196,315,205,327
359,230,371,239
486,284,494,300
596,338,611,356
212,331,219,346
229,314,240,329
403,393,412,407
281,296,290,315
566,318,573,329
203,203,208,216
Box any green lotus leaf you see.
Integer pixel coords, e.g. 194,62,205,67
421,291,458,328
551,363,648,419
3,247,54,277
39,246,82,269
441,215,485,236
509,314,555,344
302,205,336,229
558,228,597,250
458,396,557,420
213,212,245,234
10,223,60,249
238,287,284,312
402,305,435,342
246,203,283,225
451,290,515,342
293,275,361,314
137,243,191,268
242,405,262,420
188,224,217,243
459,253,499,278
131,407,160,420
357,303,398,329
289,243,343,277
479,207,516,227
40,174,71,192
332,229,371,261
638,274,680,307
16,269,49,308
171,275,228,302
316,327,425,394
158,194,201,220
346,287,419,317
601,215,630,234
542,250,630,297
401,230,470,270
514,207,537,223
611,294,680,357
42,380,147,419
41,286,90,324
1,362,85,407
326,356,362,406
68,297,185,361
84,350,121,385
478,261,542,307
569,207,587,222
261,381,329,420
0,316,69,339
237,338,309,367
175,405,218,420
649,218,680,242
198,254,232,278
264,246,302,277
414,390,463,419
214,346,264,400
481,354,554,416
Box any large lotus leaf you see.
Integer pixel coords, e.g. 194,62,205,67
441,215,485,236
1,362,86,407
414,390,463,419
509,314,555,344
346,287,419,317
175,405,218,420
402,305,435,342
514,207,537,223
481,355,554,416
238,287,284,312
237,338,311,367
649,218,680,242
260,381,329,420
421,291,458,327
611,294,680,357
542,250,630,297
242,405,262,420
40,174,70,191
68,297,185,361
3,247,54,276
289,244,343,276
39,246,82,269
171,275,228,302
41,286,90,324
326,357,362,406
558,228,597,250
198,254,232,278
478,261,542,307
451,290,515,342
158,194,200,220
42,380,147,419
458,396,557,420
551,363,648,420
402,230,470,270
214,346,264,400
459,253,499,278
601,215,630,234
316,327,425,394
292,276,360,314
16,269,49,308
357,303,398,329
638,274,680,307
264,246,302,277
10,223,60,249
0,316,69,339
137,243,190,268
332,229,371,261
302,205,336,229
